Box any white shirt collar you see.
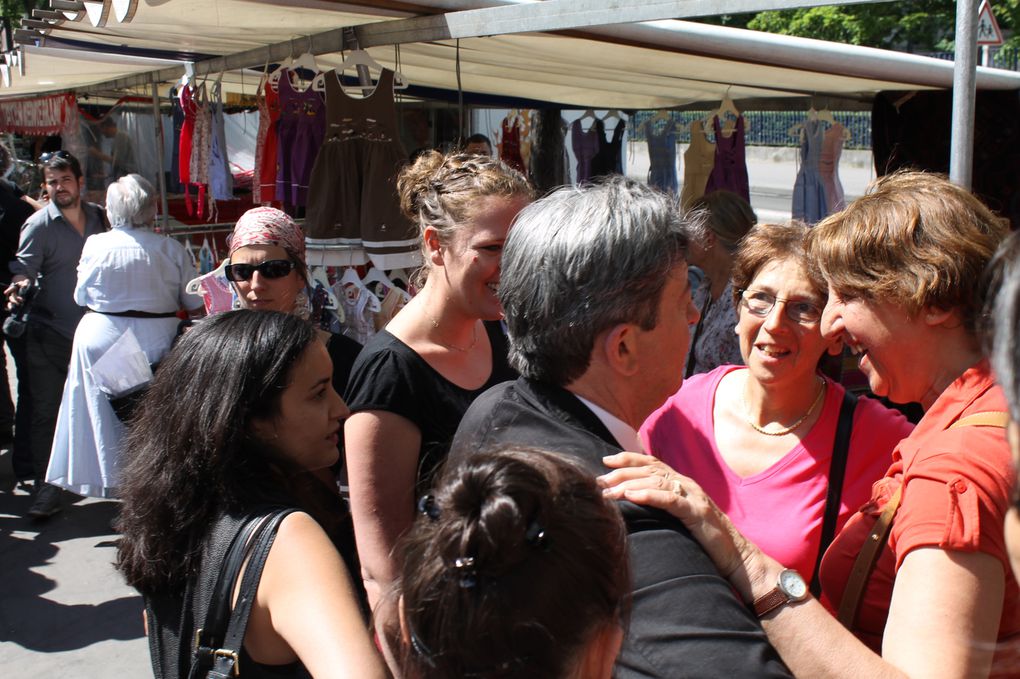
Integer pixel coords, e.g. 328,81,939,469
574,395,645,453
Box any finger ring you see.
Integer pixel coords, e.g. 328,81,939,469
671,479,685,498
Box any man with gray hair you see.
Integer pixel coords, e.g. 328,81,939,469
450,177,791,677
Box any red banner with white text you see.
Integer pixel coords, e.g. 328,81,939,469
0,93,76,135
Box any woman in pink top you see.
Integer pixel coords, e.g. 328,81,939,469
641,221,913,588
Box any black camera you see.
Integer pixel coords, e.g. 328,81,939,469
4,280,38,338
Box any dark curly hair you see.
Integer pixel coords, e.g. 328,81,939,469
115,310,317,594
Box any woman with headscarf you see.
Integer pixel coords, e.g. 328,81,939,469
45,174,202,500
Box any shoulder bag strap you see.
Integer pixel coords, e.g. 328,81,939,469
836,410,1007,628
809,389,857,597
207,508,296,679
684,289,714,380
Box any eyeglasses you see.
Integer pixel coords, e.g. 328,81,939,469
38,150,71,163
224,259,295,282
739,288,823,324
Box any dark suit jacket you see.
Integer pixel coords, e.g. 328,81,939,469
451,377,792,679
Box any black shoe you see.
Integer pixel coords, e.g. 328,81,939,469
27,483,62,519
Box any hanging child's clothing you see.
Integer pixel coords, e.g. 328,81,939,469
207,80,233,202
791,118,828,224
188,83,211,190
646,122,678,193
253,74,281,205
590,119,625,179
499,117,527,174
820,123,847,214
680,119,716,209
571,118,603,184
178,84,196,187
275,72,325,207
305,69,417,269
704,115,750,203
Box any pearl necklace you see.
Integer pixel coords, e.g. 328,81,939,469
423,310,478,353
742,375,825,436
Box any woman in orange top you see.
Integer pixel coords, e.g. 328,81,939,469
602,171,1020,678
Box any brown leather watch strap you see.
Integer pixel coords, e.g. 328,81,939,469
753,588,789,618
836,484,901,628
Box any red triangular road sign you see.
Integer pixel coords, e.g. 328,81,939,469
977,0,1004,46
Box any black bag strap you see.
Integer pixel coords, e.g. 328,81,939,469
192,508,295,679
809,389,857,597
684,290,714,380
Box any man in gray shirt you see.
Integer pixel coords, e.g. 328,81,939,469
5,151,107,518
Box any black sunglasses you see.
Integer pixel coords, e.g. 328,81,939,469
224,259,295,282
39,150,71,163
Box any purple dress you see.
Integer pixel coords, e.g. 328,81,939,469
275,72,326,207
571,118,603,184
704,115,750,203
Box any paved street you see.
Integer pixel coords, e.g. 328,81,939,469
0,448,149,676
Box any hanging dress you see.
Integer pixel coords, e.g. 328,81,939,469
646,121,678,193
680,119,716,209
791,118,829,224
590,119,625,179
207,79,234,202
178,83,196,187
571,118,603,184
819,122,847,214
499,117,527,174
254,73,282,205
187,83,211,218
704,115,750,203
305,69,417,269
275,72,326,207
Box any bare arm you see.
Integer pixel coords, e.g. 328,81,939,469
249,512,387,679
344,410,421,609
20,194,42,212
600,452,1006,679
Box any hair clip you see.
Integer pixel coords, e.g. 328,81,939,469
525,519,549,550
453,556,477,588
417,493,440,521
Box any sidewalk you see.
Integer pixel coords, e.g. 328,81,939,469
0,450,149,676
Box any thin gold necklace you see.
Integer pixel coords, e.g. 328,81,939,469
742,375,825,436
423,310,478,353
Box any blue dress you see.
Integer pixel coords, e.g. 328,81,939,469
646,122,678,193
791,119,829,224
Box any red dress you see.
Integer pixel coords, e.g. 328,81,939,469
178,84,196,186
499,117,526,174
254,74,281,204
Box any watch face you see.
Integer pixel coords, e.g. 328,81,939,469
779,569,808,599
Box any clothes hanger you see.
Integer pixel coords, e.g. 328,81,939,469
291,36,319,75
361,266,395,298
337,266,382,312
816,107,836,126
308,265,340,311
335,49,409,93
576,108,598,132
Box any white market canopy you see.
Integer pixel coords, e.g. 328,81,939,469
6,0,1020,107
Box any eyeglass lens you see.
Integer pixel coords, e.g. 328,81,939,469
742,290,822,323
225,259,294,282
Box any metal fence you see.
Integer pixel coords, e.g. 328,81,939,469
630,110,873,150
924,46,1020,71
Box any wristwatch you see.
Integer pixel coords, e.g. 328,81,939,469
752,568,808,618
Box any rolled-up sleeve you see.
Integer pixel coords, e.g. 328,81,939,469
11,216,46,281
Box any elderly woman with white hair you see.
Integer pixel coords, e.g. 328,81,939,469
45,173,202,499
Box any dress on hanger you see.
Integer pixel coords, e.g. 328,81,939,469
207,80,233,202
305,69,417,269
177,84,196,186
590,119,625,179
792,118,829,224
188,83,211,189
499,117,527,174
254,74,281,204
571,118,603,184
680,119,716,209
275,72,325,207
704,115,750,203
646,121,678,193
819,122,847,214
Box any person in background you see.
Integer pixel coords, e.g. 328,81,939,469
0,143,41,482
393,446,629,679
116,310,386,679
45,174,201,499
5,150,107,519
463,133,493,157
988,230,1020,584
87,116,137,190
224,205,367,614
602,171,1020,678
642,220,913,590
344,151,531,641
451,177,791,678
684,190,756,377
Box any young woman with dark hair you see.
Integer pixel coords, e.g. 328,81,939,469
115,310,385,679
394,446,629,679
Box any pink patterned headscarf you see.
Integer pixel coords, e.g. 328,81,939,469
227,207,306,262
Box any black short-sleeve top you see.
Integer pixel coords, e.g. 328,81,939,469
344,320,516,490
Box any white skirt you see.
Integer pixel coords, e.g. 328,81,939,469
45,312,180,498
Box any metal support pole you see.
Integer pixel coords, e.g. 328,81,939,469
150,80,168,230
950,0,979,188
